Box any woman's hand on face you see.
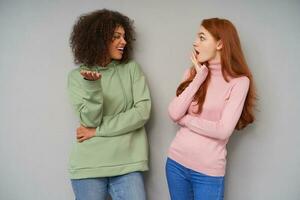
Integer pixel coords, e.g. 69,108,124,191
76,125,96,143
191,49,206,73
80,70,101,81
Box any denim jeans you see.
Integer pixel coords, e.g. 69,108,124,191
71,172,146,200
166,158,224,200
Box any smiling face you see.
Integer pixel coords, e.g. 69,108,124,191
108,26,127,61
193,26,222,63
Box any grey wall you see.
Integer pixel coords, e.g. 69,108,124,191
1,0,299,199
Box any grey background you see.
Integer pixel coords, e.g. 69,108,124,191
1,0,299,199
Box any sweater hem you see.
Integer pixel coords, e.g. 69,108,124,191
69,160,148,179
168,152,225,177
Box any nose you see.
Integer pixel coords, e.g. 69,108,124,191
193,43,198,49
193,39,198,47
121,36,127,45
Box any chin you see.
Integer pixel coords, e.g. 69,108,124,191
198,59,207,63
112,56,122,60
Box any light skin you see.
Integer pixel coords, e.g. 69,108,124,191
191,25,223,72
77,26,127,143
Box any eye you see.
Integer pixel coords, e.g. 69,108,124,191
112,34,121,40
200,36,205,41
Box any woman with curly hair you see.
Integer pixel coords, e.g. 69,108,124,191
67,9,151,200
166,18,256,199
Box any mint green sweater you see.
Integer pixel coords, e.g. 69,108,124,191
67,60,151,179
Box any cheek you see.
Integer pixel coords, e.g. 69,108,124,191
110,50,119,59
107,48,114,58
207,47,217,58
204,43,216,55
197,45,216,62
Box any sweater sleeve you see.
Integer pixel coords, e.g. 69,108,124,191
96,62,151,137
182,77,250,140
168,66,208,122
67,70,103,127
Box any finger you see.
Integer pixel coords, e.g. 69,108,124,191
192,52,200,68
191,50,197,62
190,57,196,68
93,72,101,80
191,54,197,66
95,72,101,79
81,71,90,79
76,131,83,136
76,127,83,134
91,72,99,80
77,134,84,139
192,49,197,57
191,56,195,65
191,55,196,64
86,71,94,80
76,128,83,135
78,136,86,143
90,72,96,79
80,70,89,78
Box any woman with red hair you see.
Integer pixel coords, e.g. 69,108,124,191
166,18,256,200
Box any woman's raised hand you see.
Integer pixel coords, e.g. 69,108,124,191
80,70,101,81
191,49,206,73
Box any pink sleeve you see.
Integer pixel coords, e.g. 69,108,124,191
168,66,208,122
183,77,250,140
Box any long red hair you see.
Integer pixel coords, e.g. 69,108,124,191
177,18,256,130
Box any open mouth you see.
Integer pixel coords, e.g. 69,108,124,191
117,47,124,53
194,49,200,55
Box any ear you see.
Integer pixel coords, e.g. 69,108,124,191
216,40,223,50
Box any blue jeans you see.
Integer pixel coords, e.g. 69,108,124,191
166,158,224,200
71,172,146,200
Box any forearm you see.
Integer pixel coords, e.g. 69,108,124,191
168,67,208,121
68,71,104,127
96,100,151,137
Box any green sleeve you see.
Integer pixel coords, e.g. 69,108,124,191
67,69,103,127
96,63,151,137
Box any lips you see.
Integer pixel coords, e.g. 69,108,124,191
117,47,124,53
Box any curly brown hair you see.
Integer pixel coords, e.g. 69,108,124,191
70,9,135,67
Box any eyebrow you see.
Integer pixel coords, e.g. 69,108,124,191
114,32,125,35
198,32,205,36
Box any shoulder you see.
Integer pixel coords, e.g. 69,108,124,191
230,76,250,91
121,60,144,75
122,60,140,69
234,76,249,84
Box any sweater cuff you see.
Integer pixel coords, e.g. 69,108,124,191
95,126,101,136
183,115,191,126
176,115,186,126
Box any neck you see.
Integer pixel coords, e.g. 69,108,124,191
208,60,222,76
208,52,222,76
99,58,112,67
210,51,221,63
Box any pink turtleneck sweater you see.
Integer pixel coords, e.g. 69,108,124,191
168,62,250,176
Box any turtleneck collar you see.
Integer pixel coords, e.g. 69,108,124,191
208,60,222,76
